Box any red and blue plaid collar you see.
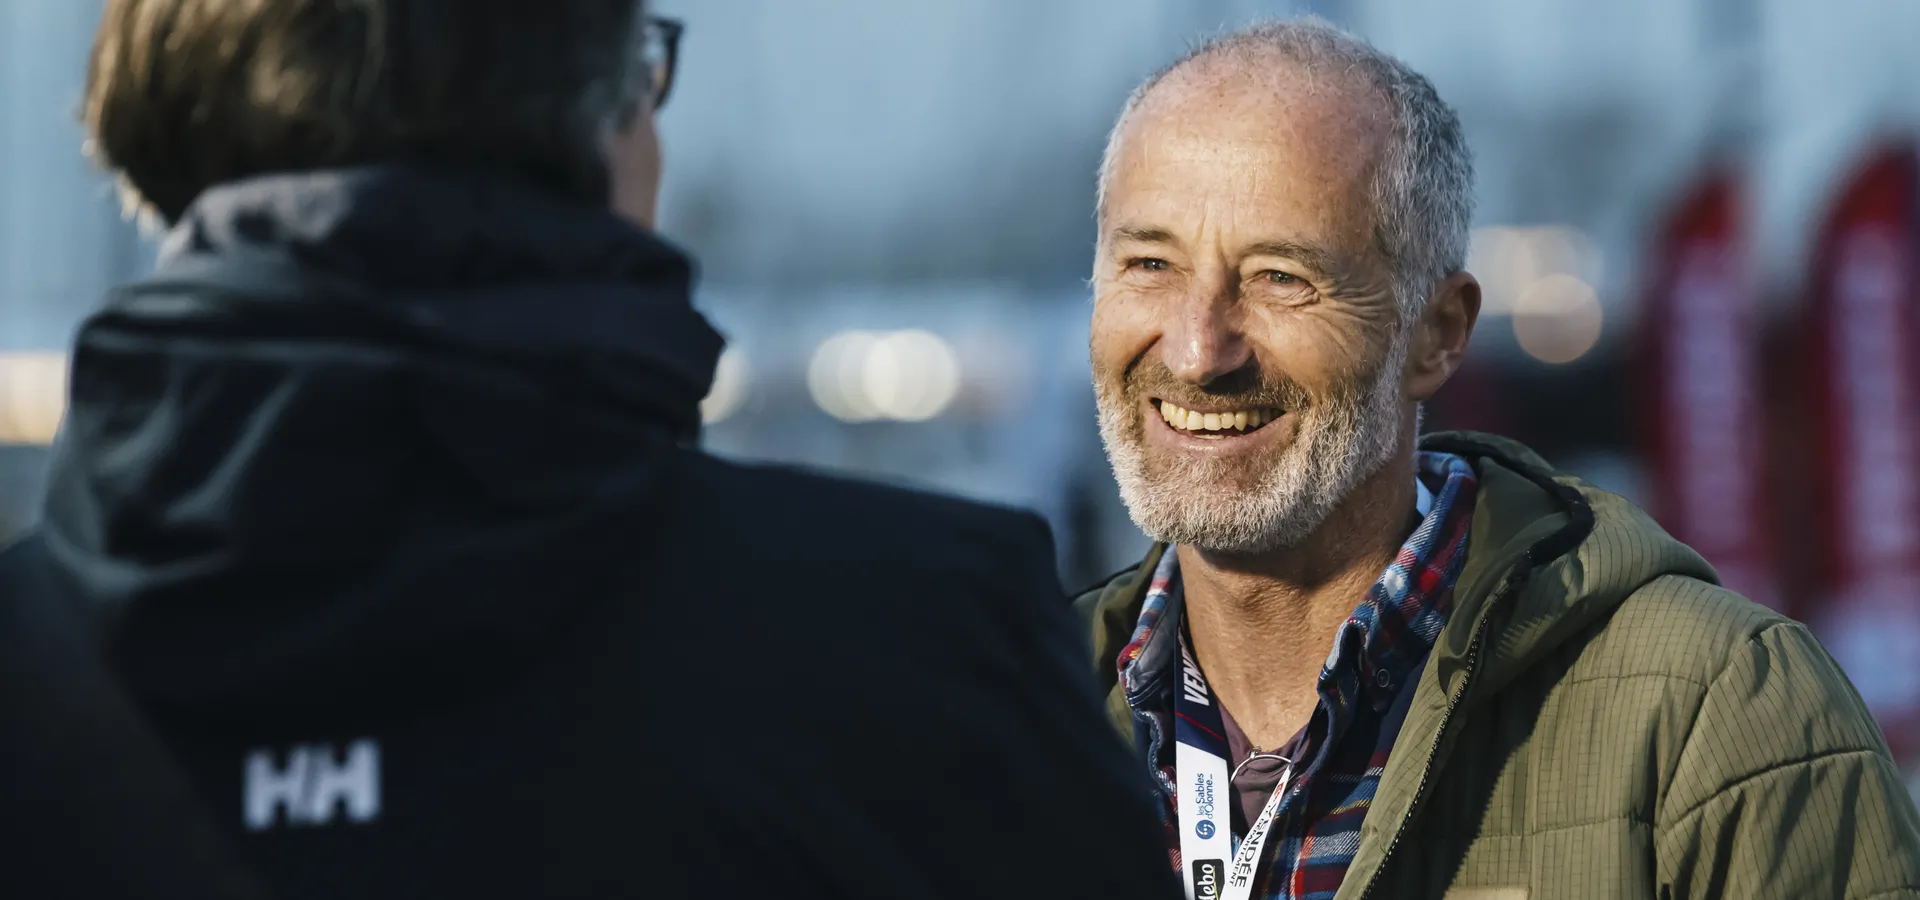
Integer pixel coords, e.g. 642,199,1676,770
1118,450,1480,718
1116,452,1480,897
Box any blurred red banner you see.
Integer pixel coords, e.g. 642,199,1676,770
1800,144,1920,759
1636,168,1780,612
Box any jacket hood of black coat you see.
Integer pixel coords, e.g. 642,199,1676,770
39,164,723,725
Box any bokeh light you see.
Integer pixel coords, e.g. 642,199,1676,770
809,331,884,422
864,330,961,422
1512,273,1604,364
0,352,67,445
809,329,962,422
700,347,752,424
1469,225,1603,315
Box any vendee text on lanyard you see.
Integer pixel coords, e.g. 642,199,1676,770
1174,636,1293,900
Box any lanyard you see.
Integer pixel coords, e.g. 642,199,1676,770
1174,635,1293,900
1172,473,1426,899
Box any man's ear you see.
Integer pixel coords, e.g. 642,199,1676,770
1404,271,1480,403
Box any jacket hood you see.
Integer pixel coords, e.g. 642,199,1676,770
1416,432,1716,706
39,164,723,725
1080,431,1719,725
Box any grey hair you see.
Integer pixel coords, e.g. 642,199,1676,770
1097,17,1475,322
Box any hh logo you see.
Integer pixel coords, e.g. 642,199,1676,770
244,740,381,831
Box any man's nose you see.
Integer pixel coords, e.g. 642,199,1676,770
1159,289,1251,386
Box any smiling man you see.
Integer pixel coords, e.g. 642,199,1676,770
1080,18,1920,900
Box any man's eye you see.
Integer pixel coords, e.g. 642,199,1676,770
1130,258,1171,272
1264,271,1300,285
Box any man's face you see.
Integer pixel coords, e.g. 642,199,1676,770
609,106,663,229
1091,64,1412,555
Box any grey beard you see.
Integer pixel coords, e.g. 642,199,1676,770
1097,346,1408,556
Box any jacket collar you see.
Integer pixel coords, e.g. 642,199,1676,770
152,163,724,422
1429,432,1716,702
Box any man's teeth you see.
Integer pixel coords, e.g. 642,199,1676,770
1158,401,1278,432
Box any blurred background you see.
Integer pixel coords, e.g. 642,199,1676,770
4,0,1920,780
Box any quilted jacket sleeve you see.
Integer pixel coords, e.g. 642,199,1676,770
1655,621,1920,899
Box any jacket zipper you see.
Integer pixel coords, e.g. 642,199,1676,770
1356,580,1504,900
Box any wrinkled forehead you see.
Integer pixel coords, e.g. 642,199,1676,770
1102,60,1390,233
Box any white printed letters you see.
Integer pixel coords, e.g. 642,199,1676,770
244,740,381,831
1180,643,1210,706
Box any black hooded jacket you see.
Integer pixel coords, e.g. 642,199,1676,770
6,165,1177,898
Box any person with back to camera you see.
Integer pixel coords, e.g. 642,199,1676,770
0,1,1181,897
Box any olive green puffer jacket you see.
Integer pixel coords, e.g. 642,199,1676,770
1075,432,1920,899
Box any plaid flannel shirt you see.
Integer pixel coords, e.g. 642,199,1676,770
1117,451,1478,900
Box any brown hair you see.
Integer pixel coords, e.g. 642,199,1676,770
84,0,649,223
